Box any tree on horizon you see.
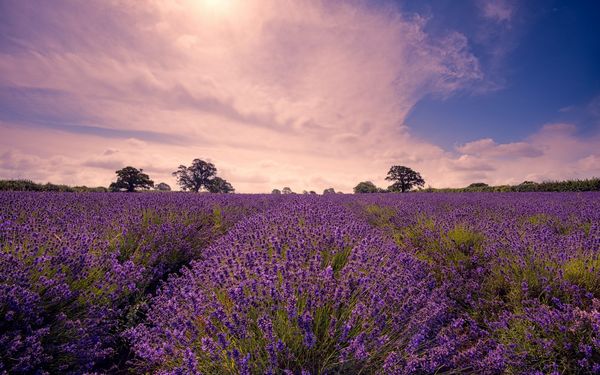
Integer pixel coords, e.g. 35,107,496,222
155,182,171,191
172,159,216,192
353,181,379,193
206,176,235,193
110,166,154,192
386,165,425,192
172,159,233,193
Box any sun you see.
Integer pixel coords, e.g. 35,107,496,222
200,0,234,12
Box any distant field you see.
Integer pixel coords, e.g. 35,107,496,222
1,192,599,374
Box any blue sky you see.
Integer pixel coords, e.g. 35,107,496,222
0,0,599,191
402,0,600,148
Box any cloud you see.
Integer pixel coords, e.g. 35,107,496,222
539,123,577,134
470,0,522,92
82,157,127,171
0,0,486,192
577,155,600,172
456,138,543,158
559,105,575,113
587,95,600,119
0,1,597,192
0,150,42,172
478,0,514,23
0,150,76,183
443,123,600,186
451,155,496,171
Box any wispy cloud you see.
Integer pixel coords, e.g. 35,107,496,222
456,138,543,158
478,0,514,23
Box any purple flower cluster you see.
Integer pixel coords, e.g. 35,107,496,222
127,198,495,374
0,192,276,373
2,192,599,373
350,192,600,373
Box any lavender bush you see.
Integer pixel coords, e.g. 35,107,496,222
126,199,489,374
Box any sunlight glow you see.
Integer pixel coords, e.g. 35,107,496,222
199,0,234,13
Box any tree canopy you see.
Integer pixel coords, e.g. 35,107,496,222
467,182,489,188
353,181,379,193
110,166,154,192
206,177,235,193
385,165,425,192
155,182,171,191
172,159,216,192
323,188,336,195
172,159,234,193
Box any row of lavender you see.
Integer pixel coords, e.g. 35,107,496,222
0,193,281,373
348,193,600,373
1,192,599,373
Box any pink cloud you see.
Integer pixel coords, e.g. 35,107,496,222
451,155,496,171
443,124,600,186
0,0,484,192
456,138,543,158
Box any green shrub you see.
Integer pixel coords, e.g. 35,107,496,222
563,256,600,297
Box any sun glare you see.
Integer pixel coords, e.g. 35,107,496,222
199,0,234,12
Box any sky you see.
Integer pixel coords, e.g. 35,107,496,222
0,0,599,193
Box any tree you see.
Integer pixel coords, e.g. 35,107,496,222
110,166,153,192
206,177,234,193
155,182,171,191
309,191,317,195
172,159,217,192
323,188,336,195
272,189,281,194
467,182,489,188
386,165,425,192
353,181,378,194
282,187,293,194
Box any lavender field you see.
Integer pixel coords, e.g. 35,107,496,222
1,192,599,374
